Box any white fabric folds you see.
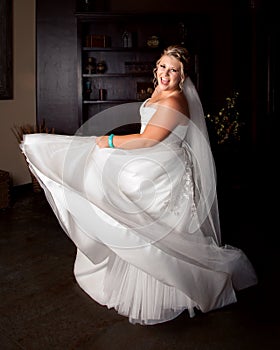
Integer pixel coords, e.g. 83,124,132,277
20,78,257,325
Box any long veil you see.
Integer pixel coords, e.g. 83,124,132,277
20,76,257,321
183,77,221,245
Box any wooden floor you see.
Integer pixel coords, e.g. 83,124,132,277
0,183,278,350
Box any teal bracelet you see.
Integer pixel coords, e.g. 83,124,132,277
108,134,115,148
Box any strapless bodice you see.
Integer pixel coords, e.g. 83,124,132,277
139,99,188,143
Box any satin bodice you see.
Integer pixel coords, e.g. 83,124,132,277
139,99,188,144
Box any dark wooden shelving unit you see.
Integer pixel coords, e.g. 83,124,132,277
76,13,202,129
76,12,207,134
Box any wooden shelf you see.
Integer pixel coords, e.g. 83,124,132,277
82,73,152,78
82,47,161,52
83,99,140,104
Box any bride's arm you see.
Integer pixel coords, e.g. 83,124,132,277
96,126,169,149
96,98,188,149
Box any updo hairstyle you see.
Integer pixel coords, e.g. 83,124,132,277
153,45,191,90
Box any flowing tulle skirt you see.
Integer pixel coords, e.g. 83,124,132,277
20,133,257,325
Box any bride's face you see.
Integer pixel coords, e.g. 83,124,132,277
156,55,182,92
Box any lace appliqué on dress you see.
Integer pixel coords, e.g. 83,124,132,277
163,145,197,217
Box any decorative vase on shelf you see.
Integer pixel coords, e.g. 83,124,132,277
84,80,92,99
122,30,133,48
84,57,96,74
96,61,107,74
79,0,94,12
147,36,160,48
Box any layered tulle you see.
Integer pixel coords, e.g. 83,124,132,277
20,82,257,325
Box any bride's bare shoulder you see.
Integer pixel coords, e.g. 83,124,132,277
159,93,189,116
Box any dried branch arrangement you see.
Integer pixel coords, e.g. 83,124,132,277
11,120,55,193
205,91,243,145
11,120,55,143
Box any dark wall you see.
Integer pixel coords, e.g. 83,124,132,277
36,0,236,135
36,0,277,147
36,0,78,134
231,0,278,149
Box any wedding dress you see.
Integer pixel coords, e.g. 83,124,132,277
20,78,257,325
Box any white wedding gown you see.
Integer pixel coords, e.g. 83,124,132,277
21,95,257,325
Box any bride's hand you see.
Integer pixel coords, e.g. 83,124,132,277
96,136,108,148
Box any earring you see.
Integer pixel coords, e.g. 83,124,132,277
179,77,185,91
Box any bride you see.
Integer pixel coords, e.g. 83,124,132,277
21,45,257,325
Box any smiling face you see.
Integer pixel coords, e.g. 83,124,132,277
156,55,183,93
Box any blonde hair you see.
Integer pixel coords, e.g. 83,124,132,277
153,45,190,90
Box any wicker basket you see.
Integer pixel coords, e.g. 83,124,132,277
11,121,54,194
0,170,11,209
29,170,42,193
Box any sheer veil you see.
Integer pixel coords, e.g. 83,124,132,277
183,77,221,245
19,74,258,323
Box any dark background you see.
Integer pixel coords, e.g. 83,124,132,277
36,0,278,149
36,2,279,245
